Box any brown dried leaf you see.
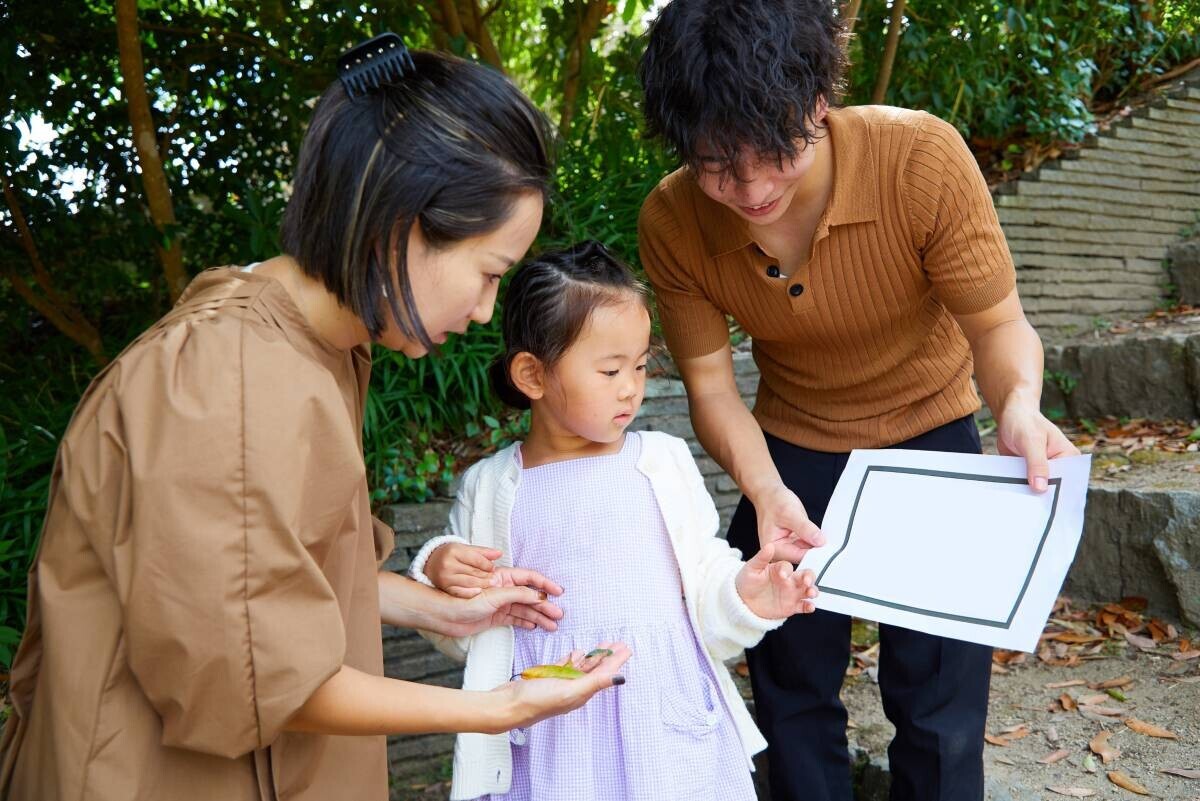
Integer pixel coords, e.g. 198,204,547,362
1046,788,1097,798
1079,693,1110,706
1090,675,1133,690
1038,749,1072,764
1055,632,1106,644
1060,693,1078,711
1120,596,1149,612
1125,631,1158,651
1162,768,1200,779
994,755,1017,766
1005,726,1032,741
1088,706,1127,717
1090,731,1121,764
1172,650,1200,661
984,734,1011,747
734,661,749,678
1125,718,1178,739
1047,679,1088,689
1108,771,1150,795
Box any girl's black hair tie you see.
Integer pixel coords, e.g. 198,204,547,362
337,32,417,100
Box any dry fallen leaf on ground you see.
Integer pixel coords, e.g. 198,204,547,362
1046,787,1097,798
1039,749,1072,764
1125,631,1158,651
1125,718,1178,739
1161,768,1200,779
985,734,1011,747
1108,771,1151,795
1079,693,1110,705
1060,693,1078,711
1047,679,1088,689
1091,675,1133,690
1090,731,1121,764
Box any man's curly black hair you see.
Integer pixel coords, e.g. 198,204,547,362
639,0,847,179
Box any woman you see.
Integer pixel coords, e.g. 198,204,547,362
0,47,626,801
636,2,1077,801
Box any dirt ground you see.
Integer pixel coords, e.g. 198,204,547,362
842,629,1200,801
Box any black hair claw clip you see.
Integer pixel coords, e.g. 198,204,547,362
338,32,417,100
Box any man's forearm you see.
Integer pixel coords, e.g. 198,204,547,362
971,318,1044,422
689,390,784,505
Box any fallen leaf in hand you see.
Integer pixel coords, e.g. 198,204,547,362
1046,788,1097,798
1039,749,1072,764
1125,718,1178,739
1108,771,1150,795
1090,731,1121,764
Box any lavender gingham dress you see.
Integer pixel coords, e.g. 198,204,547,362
482,433,756,801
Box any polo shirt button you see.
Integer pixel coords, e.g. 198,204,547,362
789,283,805,297
766,265,781,278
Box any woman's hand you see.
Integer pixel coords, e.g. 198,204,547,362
752,483,825,564
735,542,819,619
489,642,631,732
433,584,565,638
426,543,564,600
996,402,1080,492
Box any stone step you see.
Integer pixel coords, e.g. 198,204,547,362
1008,235,1176,261
997,192,1195,224
1072,143,1200,174
1067,455,1200,628
1012,252,1164,274
1002,224,1178,249
1034,165,1200,196
1051,154,1200,186
997,207,1184,236
1041,324,1200,421
1012,178,1200,210
1168,239,1200,305
1146,104,1200,127
1090,133,1199,161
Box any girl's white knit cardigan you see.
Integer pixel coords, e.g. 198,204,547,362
409,431,782,800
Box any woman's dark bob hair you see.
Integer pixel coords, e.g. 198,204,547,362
281,50,553,346
639,0,847,178
490,241,648,410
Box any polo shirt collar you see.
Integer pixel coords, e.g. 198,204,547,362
697,106,880,258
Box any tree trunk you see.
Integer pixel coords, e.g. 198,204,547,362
844,0,864,37
115,0,188,303
559,0,612,136
2,177,108,364
460,0,504,70
870,0,906,105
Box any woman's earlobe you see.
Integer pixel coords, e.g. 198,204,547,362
510,352,545,401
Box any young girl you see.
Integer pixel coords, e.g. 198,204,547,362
409,241,819,801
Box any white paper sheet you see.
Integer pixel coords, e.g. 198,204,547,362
802,449,1093,652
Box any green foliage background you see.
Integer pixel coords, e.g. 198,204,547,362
0,0,1197,662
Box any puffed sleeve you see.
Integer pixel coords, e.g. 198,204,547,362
111,318,355,758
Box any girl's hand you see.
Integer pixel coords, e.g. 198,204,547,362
426,543,564,600
996,403,1080,492
735,542,819,619
491,642,631,732
434,585,565,638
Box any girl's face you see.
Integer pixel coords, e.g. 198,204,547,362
539,297,652,444
692,105,828,227
382,191,544,357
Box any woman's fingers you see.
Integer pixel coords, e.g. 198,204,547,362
493,567,564,596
